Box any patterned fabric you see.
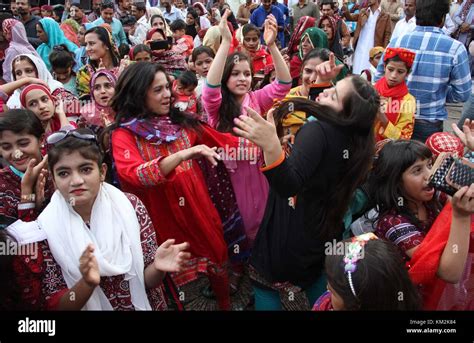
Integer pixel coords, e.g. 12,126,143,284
41,193,168,311
376,208,438,257
425,132,465,159
120,116,182,144
384,47,416,68
312,290,333,311
375,26,472,120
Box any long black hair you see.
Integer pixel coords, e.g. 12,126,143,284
216,51,253,133
106,62,200,138
368,140,442,228
272,76,379,239
84,26,120,69
325,238,422,310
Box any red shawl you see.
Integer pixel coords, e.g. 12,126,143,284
408,202,474,310
374,77,409,124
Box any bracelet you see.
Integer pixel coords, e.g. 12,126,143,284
21,193,36,202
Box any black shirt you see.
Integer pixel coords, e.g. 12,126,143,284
250,120,351,288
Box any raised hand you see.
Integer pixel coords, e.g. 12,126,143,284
79,244,100,287
233,107,278,150
21,154,48,196
263,14,278,47
452,184,474,217
452,119,474,152
219,9,232,43
315,53,344,83
154,239,191,273
34,168,48,209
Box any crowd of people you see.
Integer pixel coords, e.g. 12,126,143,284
0,0,474,312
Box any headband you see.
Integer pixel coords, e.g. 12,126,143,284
20,84,54,108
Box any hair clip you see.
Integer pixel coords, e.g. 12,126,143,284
343,233,378,298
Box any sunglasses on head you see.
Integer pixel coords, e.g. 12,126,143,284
46,129,98,146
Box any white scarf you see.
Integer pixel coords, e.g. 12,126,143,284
37,183,151,310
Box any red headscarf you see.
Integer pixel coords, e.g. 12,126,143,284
20,84,55,108
287,16,316,55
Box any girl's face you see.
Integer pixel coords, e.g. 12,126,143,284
146,71,171,116
36,24,48,43
302,57,324,92
13,59,37,81
78,26,86,46
93,75,115,107
243,30,260,52
384,60,408,88
152,17,165,30
401,158,434,204
85,32,107,61
320,19,334,41
24,89,56,122
53,66,72,83
53,150,106,212
186,14,195,25
194,52,213,77
133,51,151,62
316,77,350,113
301,36,313,57
0,130,42,172
327,283,344,311
226,60,252,97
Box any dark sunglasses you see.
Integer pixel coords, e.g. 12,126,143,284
46,129,97,145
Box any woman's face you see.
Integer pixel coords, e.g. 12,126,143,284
24,89,56,122
85,32,108,61
226,60,252,97
146,71,171,116
13,59,37,80
0,130,42,172
36,24,48,43
93,75,115,107
301,36,313,57
315,77,351,113
152,17,165,30
53,150,106,212
195,7,203,16
401,158,434,204
320,19,334,41
243,30,259,52
186,13,195,25
133,51,151,62
302,57,324,92
194,52,213,77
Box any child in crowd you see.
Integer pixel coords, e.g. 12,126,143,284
360,46,384,84
129,44,152,62
374,47,416,142
49,45,78,96
170,19,194,58
172,71,198,115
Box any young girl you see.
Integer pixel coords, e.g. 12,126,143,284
0,109,53,310
203,11,292,244
109,62,250,310
238,23,273,75
15,128,191,310
20,83,75,145
313,233,422,310
49,45,78,96
129,44,152,62
191,46,215,99
79,70,117,133
172,70,198,115
369,140,474,308
374,47,416,142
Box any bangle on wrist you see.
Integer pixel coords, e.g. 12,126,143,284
21,193,36,202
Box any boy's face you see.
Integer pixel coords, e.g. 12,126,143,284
384,60,408,88
173,29,185,40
